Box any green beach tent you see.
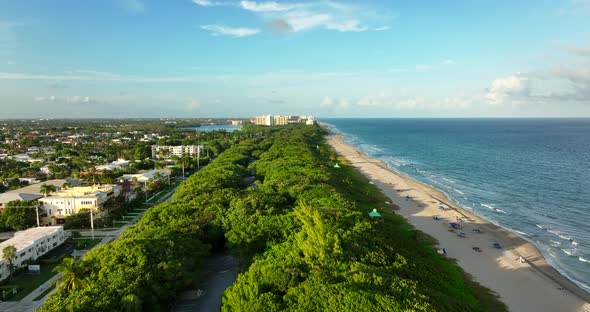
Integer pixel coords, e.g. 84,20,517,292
369,208,381,218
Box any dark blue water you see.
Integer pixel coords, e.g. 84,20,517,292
324,118,590,292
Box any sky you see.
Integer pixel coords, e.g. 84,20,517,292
0,0,589,118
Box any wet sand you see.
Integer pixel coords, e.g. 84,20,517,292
326,133,590,312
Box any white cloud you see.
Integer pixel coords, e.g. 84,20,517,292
282,12,332,32
338,99,350,109
192,1,393,34
240,1,293,12
566,46,590,56
192,0,225,7
201,25,260,37
0,70,193,83
485,75,531,104
321,96,334,106
320,96,349,110
120,0,145,13
186,99,201,111
326,20,368,32
34,95,93,104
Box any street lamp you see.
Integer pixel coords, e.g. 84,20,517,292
90,207,94,240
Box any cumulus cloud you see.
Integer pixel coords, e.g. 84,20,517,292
320,96,349,110
201,24,260,37
485,75,531,104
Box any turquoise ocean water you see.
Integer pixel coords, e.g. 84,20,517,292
324,118,590,292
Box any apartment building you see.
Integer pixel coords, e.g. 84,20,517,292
39,185,121,225
151,145,203,159
0,226,65,282
253,115,315,126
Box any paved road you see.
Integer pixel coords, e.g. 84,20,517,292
172,254,239,312
0,187,178,312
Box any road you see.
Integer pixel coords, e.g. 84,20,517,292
171,254,239,312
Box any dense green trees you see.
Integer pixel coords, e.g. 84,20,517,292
0,200,38,231
40,124,504,311
220,125,503,311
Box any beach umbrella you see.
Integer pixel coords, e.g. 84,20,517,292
369,208,382,218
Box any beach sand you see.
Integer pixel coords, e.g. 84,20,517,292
326,133,590,312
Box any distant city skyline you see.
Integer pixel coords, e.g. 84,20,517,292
0,0,589,118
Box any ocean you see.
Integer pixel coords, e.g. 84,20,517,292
323,118,590,292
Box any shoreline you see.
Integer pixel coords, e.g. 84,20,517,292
323,128,590,312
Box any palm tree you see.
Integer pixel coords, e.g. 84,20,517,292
53,257,86,292
2,245,17,281
40,184,56,196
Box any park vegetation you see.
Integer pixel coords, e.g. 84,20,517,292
39,124,505,311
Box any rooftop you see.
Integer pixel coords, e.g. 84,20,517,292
2,179,83,195
0,193,43,204
0,226,63,259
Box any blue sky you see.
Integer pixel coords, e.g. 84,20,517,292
0,0,589,118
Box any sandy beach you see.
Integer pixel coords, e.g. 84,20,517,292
326,133,590,312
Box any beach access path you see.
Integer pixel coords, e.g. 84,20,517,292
326,134,590,312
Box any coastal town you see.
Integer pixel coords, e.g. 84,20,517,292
0,116,319,309
1,1,589,311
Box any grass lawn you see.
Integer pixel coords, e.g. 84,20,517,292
72,238,103,250
1,263,59,301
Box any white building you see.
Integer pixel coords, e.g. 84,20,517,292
254,115,274,126
119,169,169,183
40,185,121,225
151,145,203,159
253,115,315,126
18,177,39,185
0,226,65,282
95,158,130,171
